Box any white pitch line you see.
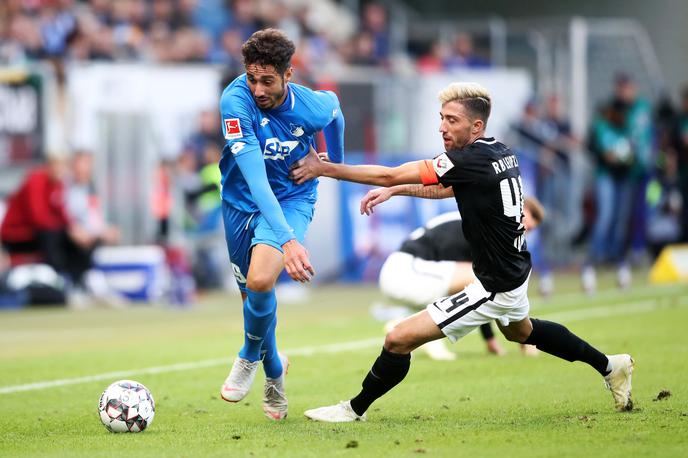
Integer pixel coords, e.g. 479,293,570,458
1,298,685,396
540,300,658,323
0,338,381,395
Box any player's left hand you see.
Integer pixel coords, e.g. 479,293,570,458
289,146,324,184
360,187,394,215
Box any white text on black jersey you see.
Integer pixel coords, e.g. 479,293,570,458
491,155,519,174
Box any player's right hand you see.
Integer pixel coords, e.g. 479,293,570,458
282,239,315,282
360,187,394,215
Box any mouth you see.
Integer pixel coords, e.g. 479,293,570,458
255,97,270,106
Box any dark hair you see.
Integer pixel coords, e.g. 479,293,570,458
241,28,296,75
459,97,491,124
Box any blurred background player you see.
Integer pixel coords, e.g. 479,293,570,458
371,194,544,360
1,152,95,291
65,151,122,305
218,28,345,421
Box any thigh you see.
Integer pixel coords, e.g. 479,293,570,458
221,203,254,291
425,279,496,343
386,310,446,353
246,243,286,290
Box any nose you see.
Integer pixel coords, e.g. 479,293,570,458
253,83,266,97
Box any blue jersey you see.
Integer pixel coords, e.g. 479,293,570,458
219,75,344,214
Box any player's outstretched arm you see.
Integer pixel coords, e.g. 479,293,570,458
290,147,423,187
360,184,454,215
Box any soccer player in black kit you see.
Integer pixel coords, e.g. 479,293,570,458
375,196,544,360
290,82,634,422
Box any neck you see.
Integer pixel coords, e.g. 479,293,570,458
275,83,289,107
468,131,485,144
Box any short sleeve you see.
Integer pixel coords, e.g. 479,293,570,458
434,150,485,187
418,151,466,187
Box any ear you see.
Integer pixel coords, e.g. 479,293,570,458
284,67,293,84
472,118,484,134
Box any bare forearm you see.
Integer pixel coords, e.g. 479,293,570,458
320,162,421,187
391,184,453,199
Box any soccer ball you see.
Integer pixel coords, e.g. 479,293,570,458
98,380,155,433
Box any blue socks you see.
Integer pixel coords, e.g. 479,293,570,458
238,288,283,378
261,317,284,379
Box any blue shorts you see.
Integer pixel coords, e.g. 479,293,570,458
222,201,314,292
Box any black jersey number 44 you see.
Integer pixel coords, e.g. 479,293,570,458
419,137,532,293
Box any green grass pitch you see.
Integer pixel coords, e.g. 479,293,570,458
1,273,687,457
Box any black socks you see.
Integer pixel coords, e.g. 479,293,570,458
480,323,495,340
524,318,610,376
349,348,411,416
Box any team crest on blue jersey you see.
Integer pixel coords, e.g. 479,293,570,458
290,123,305,137
263,138,299,160
260,117,270,127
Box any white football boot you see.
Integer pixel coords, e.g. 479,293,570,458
604,354,635,411
581,266,597,296
304,401,366,423
220,356,260,402
263,353,289,421
616,264,632,290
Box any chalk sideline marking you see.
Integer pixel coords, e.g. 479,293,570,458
1,298,684,395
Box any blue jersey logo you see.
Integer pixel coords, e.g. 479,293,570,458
263,138,299,160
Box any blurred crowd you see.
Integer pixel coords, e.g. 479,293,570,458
0,0,491,76
510,75,688,294
2,1,688,302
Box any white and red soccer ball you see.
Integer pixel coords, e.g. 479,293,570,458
98,380,155,433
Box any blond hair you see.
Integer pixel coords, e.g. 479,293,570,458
524,196,545,225
438,82,491,123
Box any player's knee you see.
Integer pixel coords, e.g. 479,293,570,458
246,273,276,292
384,327,414,354
502,327,529,343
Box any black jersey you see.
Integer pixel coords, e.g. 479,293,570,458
420,137,531,292
399,212,472,262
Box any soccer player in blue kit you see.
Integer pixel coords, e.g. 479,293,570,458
218,29,345,420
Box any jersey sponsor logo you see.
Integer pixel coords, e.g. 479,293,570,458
230,142,246,155
433,153,454,177
290,123,304,137
260,117,270,127
224,118,243,139
263,137,299,160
